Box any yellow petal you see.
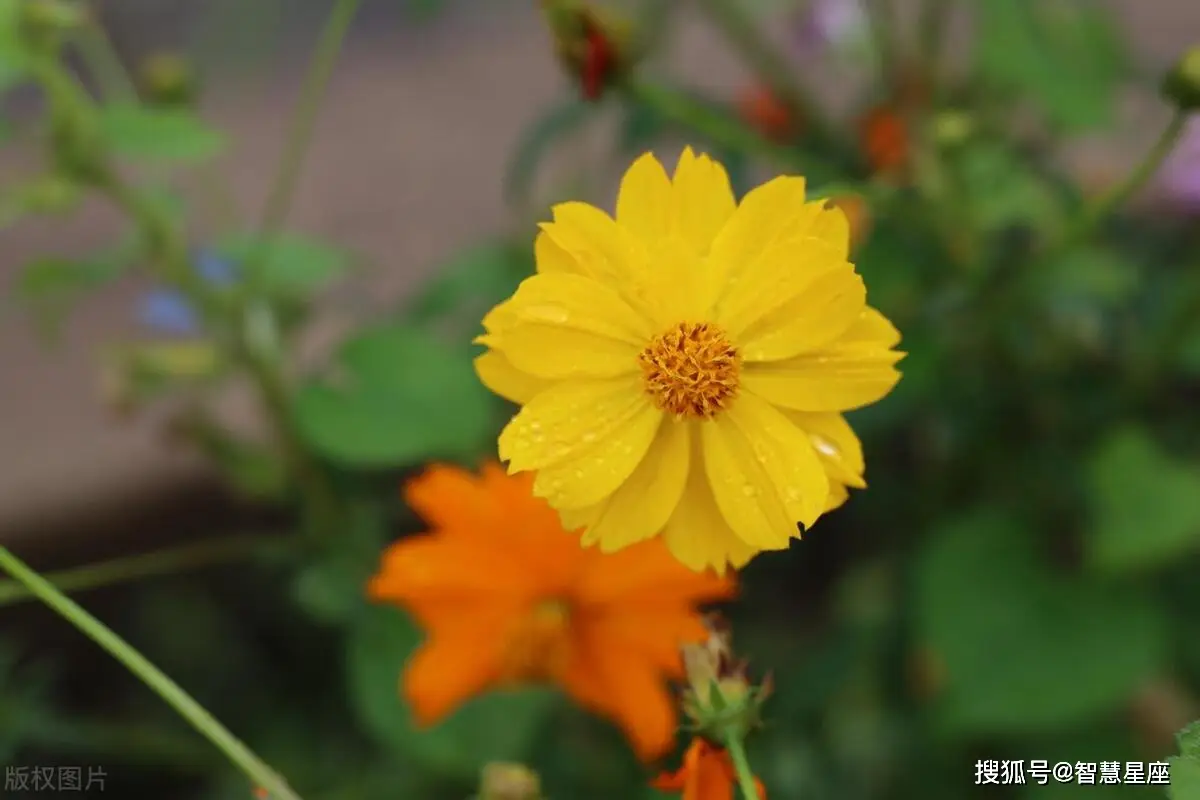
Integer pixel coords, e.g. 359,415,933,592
535,229,584,275
669,148,736,255
499,377,648,472
741,347,903,412
724,392,830,529
542,202,644,286
533,403,663,509
504,272,651,343
700,417,794,549
616,152,672,244
502,325,640,380
474,350,550,405
741,306,904,411
825,481,850,512
661,434,760,573
715,199,850,326
580,418,691,551
736,261,866,362
559,504,602,532
784,411,866,489
709,174,807,274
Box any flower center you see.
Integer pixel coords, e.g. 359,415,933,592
499,599,572,684
638,322,741,419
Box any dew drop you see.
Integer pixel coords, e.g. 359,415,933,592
812,435,839,458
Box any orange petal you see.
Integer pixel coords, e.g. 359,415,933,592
403,627,506,725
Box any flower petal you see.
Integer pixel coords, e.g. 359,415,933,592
580,417,691,552
661,431,763,573
498,377,649,472
616,152,672,243
669,148,736,254
403,623,507,725
533,404,664,508
785,411,866,489
737,261,866,362
474,350,551,405
534,228,583,275
709,174,807,273
734,331,902,412
701,397,826,549
577,537,735,606
542,201,644,286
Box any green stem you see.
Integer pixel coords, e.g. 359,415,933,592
77,17,138,102
0,535,286,608
722,735,761,800
1047,111,1188,257
916,0,951,91
693,0,839,154
0,546,304,800
865,0,899,86
251,0,361,275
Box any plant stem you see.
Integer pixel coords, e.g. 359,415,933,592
251,0,361,272
0,535,287,608
693,0,839,154
865,0,899,86
1047,111,1189,257
916,0,951,92
0,546,304,800
723,735,761,800
77,16,138,102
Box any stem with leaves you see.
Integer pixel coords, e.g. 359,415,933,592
0,546,304,800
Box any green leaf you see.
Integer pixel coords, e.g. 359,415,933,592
1084,426,1200,574
1170,757,1200,800
210,232,352,298
292,323,495,468
405,240,531,327
346,604,558,779
954,142,1065,235
504,98,594,205
1181,722,1200,759
291,502,387,625
98,105,226,162
915,509,1168,735
11,254,130,339
1036,247,1139,305
970,0,1128,131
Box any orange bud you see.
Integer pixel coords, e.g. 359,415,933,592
737,85,798,143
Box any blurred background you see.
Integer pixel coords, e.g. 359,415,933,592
3,0,1200,798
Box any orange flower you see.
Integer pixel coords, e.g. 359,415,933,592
736,85,797,143
368,463,735,761
859,104,908,175
651,738,767,800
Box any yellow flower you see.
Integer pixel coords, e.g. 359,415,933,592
475,149,903,572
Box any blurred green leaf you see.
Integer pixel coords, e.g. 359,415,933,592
504,98,594,205
99,105,226,162
405,240,531,326
1180,721,1200,758
11,253,130,339
1170,757,1200,800
346,604,558,780
1036,246,1139,305
292,502,388,626
0,0,29,94
1084,426,1200,574
915,510,1168,735
211,232,353,298
293,323,494,467
969,0,1128,131
955,142,1065,235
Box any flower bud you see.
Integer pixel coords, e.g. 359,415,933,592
1162,45,1200,113
138,52,199,108
679,614,772,743
540,0,636,101
477,762,543,800
932,109,975,149
19,0,84,50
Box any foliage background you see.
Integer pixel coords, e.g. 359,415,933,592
2,0,1200,798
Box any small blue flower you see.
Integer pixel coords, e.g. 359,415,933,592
137,249,238,336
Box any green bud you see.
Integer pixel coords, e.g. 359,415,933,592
679,615,772,743
138,53,199,107
477,763,542,800
932,109,975,148
1161,45,1200,113
19,0,84,50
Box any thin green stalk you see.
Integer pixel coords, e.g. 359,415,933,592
693,0,839,153
251,0,361,276
0,535,285,608
865,0,899,87
1047,111,1189,258
77,17,138,101
916,0,951,91
723,735,761,800
0,546,304,800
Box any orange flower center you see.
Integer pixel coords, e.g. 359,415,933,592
499,599,573,683
638,322,741,419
